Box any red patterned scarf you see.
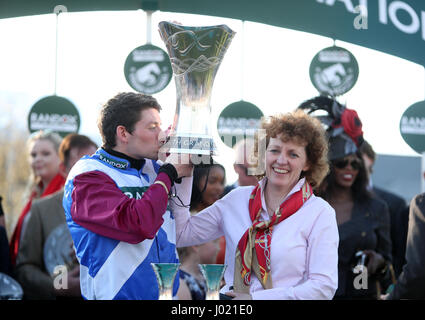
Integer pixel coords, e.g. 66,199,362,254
234,179,312,293
9,173,65,265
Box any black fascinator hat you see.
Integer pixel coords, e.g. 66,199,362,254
297,95,364,160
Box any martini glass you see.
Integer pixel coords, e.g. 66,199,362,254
199,264,227,300
151,263,180,300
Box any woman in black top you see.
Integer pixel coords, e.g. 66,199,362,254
318,151,392,299
298,96,392,299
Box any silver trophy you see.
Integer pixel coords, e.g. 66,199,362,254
158,21,236,156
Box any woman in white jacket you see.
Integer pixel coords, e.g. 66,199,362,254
172,110,339,300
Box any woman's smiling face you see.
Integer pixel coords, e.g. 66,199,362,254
265,134,310,193
198,166,225,207
29,138,61,183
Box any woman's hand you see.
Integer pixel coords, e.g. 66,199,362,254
363,249,385,275
224,291,252,300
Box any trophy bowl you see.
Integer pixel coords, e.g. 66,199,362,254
158,21,236,156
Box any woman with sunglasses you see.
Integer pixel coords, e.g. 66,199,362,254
301,96,393,300
318,147,392,299
171,110,339,300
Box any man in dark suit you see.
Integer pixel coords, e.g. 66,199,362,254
386,193,425,299
15,134,97,299
372,187,409,277
360,141,408,277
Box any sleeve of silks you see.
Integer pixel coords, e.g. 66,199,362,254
70,170,172,243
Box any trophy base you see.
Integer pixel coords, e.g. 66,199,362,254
164,135,217,156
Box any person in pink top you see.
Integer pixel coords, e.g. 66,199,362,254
171,110,339,300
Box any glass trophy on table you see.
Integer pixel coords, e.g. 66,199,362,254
151,263,180,300
199,264,227,300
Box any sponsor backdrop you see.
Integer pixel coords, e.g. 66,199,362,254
124,44,173,94
309,46,359,96
27,95,80,137
2,0,425,66
399,100,425,154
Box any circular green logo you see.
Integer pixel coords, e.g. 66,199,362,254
400,100,425,154
27,95,80,138
124,44,173,94
217,100,263,148
309,46,359,96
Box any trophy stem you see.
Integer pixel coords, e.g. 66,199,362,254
199,264,227,300
151,263,180,300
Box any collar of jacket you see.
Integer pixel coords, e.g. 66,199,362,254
102,148,146,171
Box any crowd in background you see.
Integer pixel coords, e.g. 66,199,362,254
0,93,424,300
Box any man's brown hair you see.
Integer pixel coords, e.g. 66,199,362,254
97,92,161,149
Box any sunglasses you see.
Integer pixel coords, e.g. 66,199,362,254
332,158,362,170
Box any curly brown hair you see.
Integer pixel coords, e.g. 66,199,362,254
254,109,329,188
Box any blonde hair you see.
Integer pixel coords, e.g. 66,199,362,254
24,130,63,198
27,130,62,154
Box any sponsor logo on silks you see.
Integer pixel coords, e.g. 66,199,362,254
120,186,172,211
121,186,149,199
99,154,128,169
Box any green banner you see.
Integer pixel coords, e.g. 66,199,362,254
160,0,425,67
1,1,425,66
